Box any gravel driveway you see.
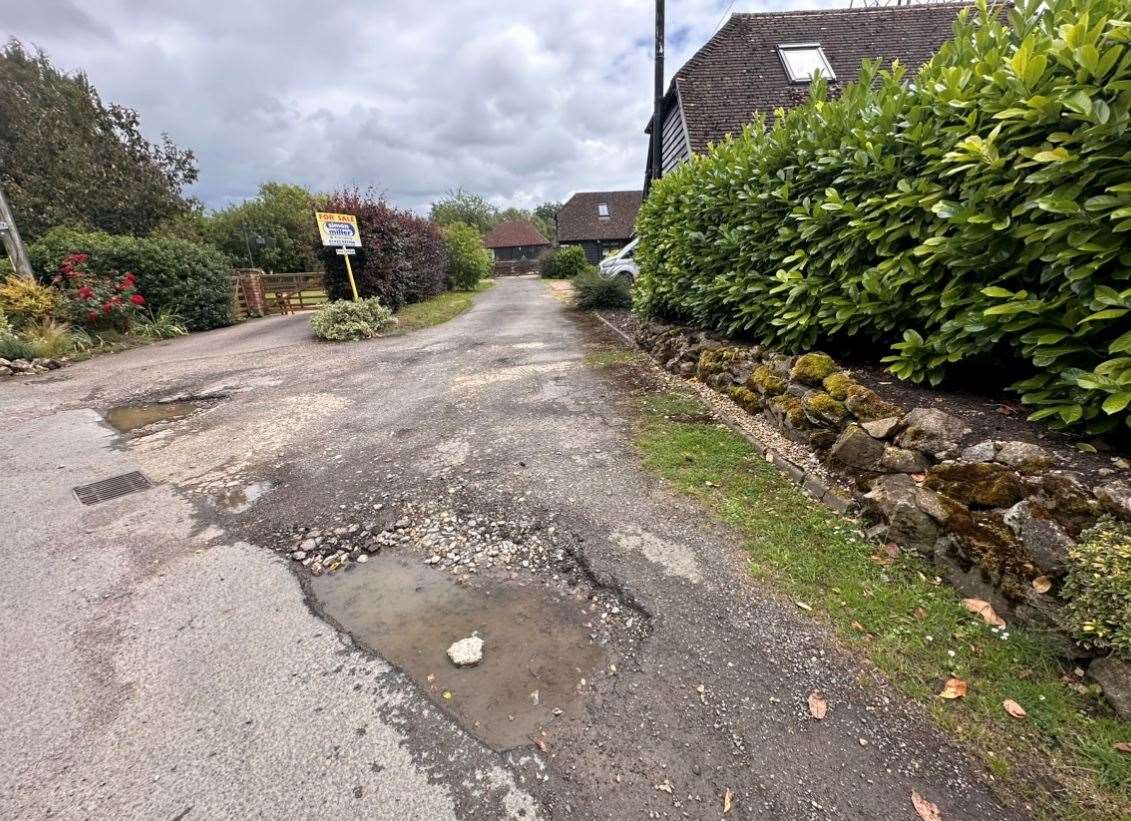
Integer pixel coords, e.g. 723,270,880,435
0,277,1017,819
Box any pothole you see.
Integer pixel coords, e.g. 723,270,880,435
312,552,607,751
104,394,225,434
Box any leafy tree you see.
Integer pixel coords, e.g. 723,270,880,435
533,201,562,243
441,222,492,290
202,182,318,272
430,188,499,235
0,40,197,242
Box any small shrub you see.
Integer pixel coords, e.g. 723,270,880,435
574,270,632,310
541,246,588,279
310,297,394,342
133,310,188,340
29,227,232,331
17,318,89,359
50,252,144,329
442,221,492,290
1060,519,1131,658
0,275,57,326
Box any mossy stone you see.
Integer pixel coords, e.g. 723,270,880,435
822,371,857,401
747,364,786,396
923,462,1025,509
802,391,848,427
790,352,837,386
768,394,806,429
844,385,904,423
729,386,764,413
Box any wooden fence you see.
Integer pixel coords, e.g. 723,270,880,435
231,269,328,319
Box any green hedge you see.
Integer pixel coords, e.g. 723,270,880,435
540,245,588,279
441,221,492,290
28,227,232,331
636,0,1131,433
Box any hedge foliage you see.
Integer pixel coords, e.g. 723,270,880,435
1060,518,1131,656
315,189,448,310
574,271,633,310
635,0,1131,432
28,227,232,331
441,221,492,290
540,245,589,279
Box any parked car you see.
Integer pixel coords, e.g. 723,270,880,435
598,238,638,281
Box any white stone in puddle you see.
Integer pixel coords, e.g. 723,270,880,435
447,635,484,667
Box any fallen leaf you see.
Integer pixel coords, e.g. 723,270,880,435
807,690,828,720
723,788,734,814
882,542,901,558
962,598,1006,629
870,551,894,567
1003,699,1027,719
795,600,813,612
442,690,453,700
655,779,673,794
851,621,865,632
1031,576,1053,594
939,678,968,700
533,737,548,753
1113,742,1131,756
911,791,942,821
913,607,928,621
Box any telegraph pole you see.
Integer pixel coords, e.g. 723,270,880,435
0,181,32,279
648,0,665,196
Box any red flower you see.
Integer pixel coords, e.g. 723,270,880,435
77,286,94,300
87,311,100,322
130,294,146,305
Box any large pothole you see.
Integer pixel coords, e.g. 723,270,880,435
104,393,226,434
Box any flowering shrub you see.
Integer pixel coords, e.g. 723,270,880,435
310,297,394,341
51,252,144,329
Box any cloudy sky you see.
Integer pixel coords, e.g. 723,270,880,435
2,0,838,214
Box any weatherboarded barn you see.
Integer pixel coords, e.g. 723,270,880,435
483,220,551,262
644,3,970,188
557,190,642,264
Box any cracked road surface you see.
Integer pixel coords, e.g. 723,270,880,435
0,277,1016,819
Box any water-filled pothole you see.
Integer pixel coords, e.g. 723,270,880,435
105,394,224,433
311,552,607,751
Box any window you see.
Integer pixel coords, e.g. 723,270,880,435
777,43,835,83
597,203,610,219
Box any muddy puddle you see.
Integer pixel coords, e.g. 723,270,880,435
105,400,205,433
311,552,607,751
211,481,272,513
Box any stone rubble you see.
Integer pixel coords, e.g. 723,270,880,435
0,357,62,378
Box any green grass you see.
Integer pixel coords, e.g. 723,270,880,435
390,280,493,335
583,347,643,367
632,389,1130,819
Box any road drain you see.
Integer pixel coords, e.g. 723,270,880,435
311,552,607,751
74,471,153,505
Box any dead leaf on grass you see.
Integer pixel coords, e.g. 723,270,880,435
723,788,734,814
1003,699,1028,719
911,790,942,821
962,598,1006,628
807,691,828,720
1031,576,1053,594
1112,742,1131,756
795,600,813,612
939,678,968,700
913,607,928,621
851,621,865,632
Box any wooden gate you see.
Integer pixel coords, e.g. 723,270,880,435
231,270,328,319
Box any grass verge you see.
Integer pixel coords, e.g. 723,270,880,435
631,388,1130,819
391,280,493,335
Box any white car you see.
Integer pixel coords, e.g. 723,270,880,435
598,238,638,282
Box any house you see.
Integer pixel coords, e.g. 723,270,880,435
645,3,972,188
556,190,643,264
483,220,551,261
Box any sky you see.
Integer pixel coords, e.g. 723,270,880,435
1,0,840,214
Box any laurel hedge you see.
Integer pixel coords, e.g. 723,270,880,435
635,0,1131,432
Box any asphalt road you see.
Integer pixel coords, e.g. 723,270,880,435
0,277,1017,819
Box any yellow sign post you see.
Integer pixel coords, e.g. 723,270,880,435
315,211,362,301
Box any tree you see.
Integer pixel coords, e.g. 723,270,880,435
202,182,318,272
429,188,498,235
533,201,562,243
0,40,197,243
441,222,492,290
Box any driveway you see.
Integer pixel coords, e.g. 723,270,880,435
0,277,1014,819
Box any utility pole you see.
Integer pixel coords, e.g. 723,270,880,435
648,0,665,197
0,181,33,279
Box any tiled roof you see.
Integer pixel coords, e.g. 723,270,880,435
483,220,550,249
556,190,643,242
666,3,975,154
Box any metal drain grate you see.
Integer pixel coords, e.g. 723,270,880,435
73,471,153,505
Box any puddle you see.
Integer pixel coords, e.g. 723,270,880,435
105,401,205,433
311,552,607,751
211,481,272,513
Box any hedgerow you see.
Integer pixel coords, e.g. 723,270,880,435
635,0,1131,432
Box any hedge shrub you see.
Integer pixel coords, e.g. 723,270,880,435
441,221,492,290
310,297,394,342
1060,518,1131,657
635,0,1131,432
540,245,588,279
314,189,447,310
574,270,632,310
28,227,232,331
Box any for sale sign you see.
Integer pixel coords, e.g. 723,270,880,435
315,212,362,248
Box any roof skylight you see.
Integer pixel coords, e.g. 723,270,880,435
776,43,835,83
